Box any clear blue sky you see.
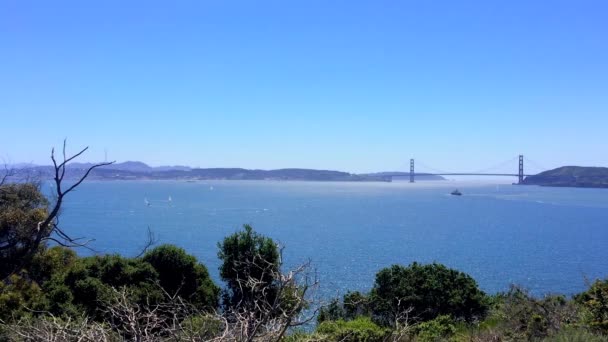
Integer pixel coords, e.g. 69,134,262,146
1,0,607,173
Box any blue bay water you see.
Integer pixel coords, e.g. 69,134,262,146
56,180,608,297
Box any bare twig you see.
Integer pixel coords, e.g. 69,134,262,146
35,140,114,250
134,226,158,258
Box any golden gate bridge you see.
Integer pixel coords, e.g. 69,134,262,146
385,155,547,184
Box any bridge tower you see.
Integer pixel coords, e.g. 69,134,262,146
518,155,524,184
410,159,415,183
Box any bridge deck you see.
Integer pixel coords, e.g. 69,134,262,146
386,173,532,177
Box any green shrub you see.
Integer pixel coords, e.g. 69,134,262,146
45,281,78,316
344,291,372,320
575,279,608,334
0,183,50,278
414,315,456,342
33,246,221,319
370,262,488,326
49,254,161,317
488,286,578,340
218,224,280,311
318,291,373,324
143,244,219,310
0,273,48,321
318,298,345,323
316,317,390,342
543,327,608,342
29,246,77,284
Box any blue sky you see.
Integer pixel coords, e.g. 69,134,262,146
1,0,607,173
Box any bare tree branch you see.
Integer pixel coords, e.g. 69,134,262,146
0,163,13,186
134,226,158,258
0,313,114,341
35,140,114,249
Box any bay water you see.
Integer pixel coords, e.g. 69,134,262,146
57,180,608,297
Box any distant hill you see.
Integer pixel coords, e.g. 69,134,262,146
7,162,389,182
87,167,387,182
6,161,449,182
362,172,445,181
66,161,189,172
523,166,608,188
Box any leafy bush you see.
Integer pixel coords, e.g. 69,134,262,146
318,291,372,323
35,247,220,321
218,224,280,311
370,262,488,326
414,315,456,342
344,291,372,320
142,244,219,310
0,183,50,278
318,298,345,323
48,254,160,317
29,246,77,284
0,273,48,321
316,317,390,342
476,286,579,341
575,278,608,334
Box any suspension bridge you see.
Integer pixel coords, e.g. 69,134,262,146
386,155,547,184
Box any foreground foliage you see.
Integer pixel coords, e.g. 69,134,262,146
0,183,50,278
218,224,281,312
576,278,608,334
1,219,317,340
2,245,608,342
1,181,608,341
370,262,488,325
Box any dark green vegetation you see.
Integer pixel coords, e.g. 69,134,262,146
0,183,50,278
142,245,219,309
307,280,608,341
1,181,607,341
369,263,487,324
218,224,280,311
523,166,608,188
0,243,219,319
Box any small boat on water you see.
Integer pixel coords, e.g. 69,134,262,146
451,189,462,196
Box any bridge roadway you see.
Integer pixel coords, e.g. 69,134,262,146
384,173,533,177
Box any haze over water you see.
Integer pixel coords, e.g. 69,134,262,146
59,180,608,297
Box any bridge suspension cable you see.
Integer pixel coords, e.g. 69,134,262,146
415,161,449,174
472,156,519,174
523,157,549,173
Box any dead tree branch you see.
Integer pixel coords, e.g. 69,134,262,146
134,226,158,258
0,314,114,341
35,139,114,250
